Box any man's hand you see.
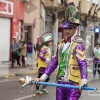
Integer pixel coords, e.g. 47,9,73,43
33,78,44,84
81,79,88,86
80,79,88,91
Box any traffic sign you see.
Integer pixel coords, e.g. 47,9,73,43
33,18,36,28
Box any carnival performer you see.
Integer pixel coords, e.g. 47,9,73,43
34,32,54,96
23,2,88,100
93,43,100,79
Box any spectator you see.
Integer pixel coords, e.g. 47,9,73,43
17,40,22,66
20,41,27,68
93,44,100,79
36,38,42,57
96,37,100,45
27,38,35,66
10,36,20,67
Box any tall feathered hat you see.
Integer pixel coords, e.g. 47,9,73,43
41,32,54,43
60,2,82,28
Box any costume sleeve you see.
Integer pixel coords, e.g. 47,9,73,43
38,49,46,61
75,43,88,79
40,50,58,80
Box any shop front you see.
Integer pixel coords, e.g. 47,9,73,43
0,0,24,61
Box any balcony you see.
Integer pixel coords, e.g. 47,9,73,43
42,0,60,8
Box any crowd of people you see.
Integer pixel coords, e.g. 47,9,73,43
10,37,36,68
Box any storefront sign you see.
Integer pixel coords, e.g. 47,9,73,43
13,19,18,36
0,1,13,15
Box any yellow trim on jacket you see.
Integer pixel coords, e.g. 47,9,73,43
67,42,81,84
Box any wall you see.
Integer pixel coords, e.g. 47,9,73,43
11,0,24,42
24,0,41,44
45,8,52,32
42,0,59,7
13,0,24,20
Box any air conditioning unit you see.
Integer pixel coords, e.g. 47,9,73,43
21,0,30,3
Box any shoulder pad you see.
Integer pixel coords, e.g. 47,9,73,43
73,35,84,43
58,39,64,44
58,39,64,48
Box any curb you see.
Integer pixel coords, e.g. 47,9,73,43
0,71,37,79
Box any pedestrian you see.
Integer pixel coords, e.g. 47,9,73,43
36,38,42,57
33,32,54,96
96,37,100,45
32,3,88,100
10,36,20,67
93,43,100,79
35,38,43,68
20,41,27,68
17,40,22,67
27,38,35,66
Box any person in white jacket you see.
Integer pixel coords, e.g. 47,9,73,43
93,44,100,78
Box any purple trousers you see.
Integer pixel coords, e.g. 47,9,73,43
56,81,81,100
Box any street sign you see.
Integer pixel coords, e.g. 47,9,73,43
33,18,36,28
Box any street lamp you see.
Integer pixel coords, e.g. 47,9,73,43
94,27,100,33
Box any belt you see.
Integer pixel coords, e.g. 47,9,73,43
58,78,79,85
58,79,69,82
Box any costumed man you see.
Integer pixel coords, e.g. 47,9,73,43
34,32,54,96
93,43,100,79
22,2,88,100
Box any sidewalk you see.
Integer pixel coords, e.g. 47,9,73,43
0,60,37,79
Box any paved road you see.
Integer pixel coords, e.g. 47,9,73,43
0,71,100,100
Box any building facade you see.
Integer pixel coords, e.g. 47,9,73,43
23,0,42,44
0,0,24,61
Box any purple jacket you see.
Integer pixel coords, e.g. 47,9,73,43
27,42,33,53
44,43,87,79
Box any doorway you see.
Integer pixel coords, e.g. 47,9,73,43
24,26,32,43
